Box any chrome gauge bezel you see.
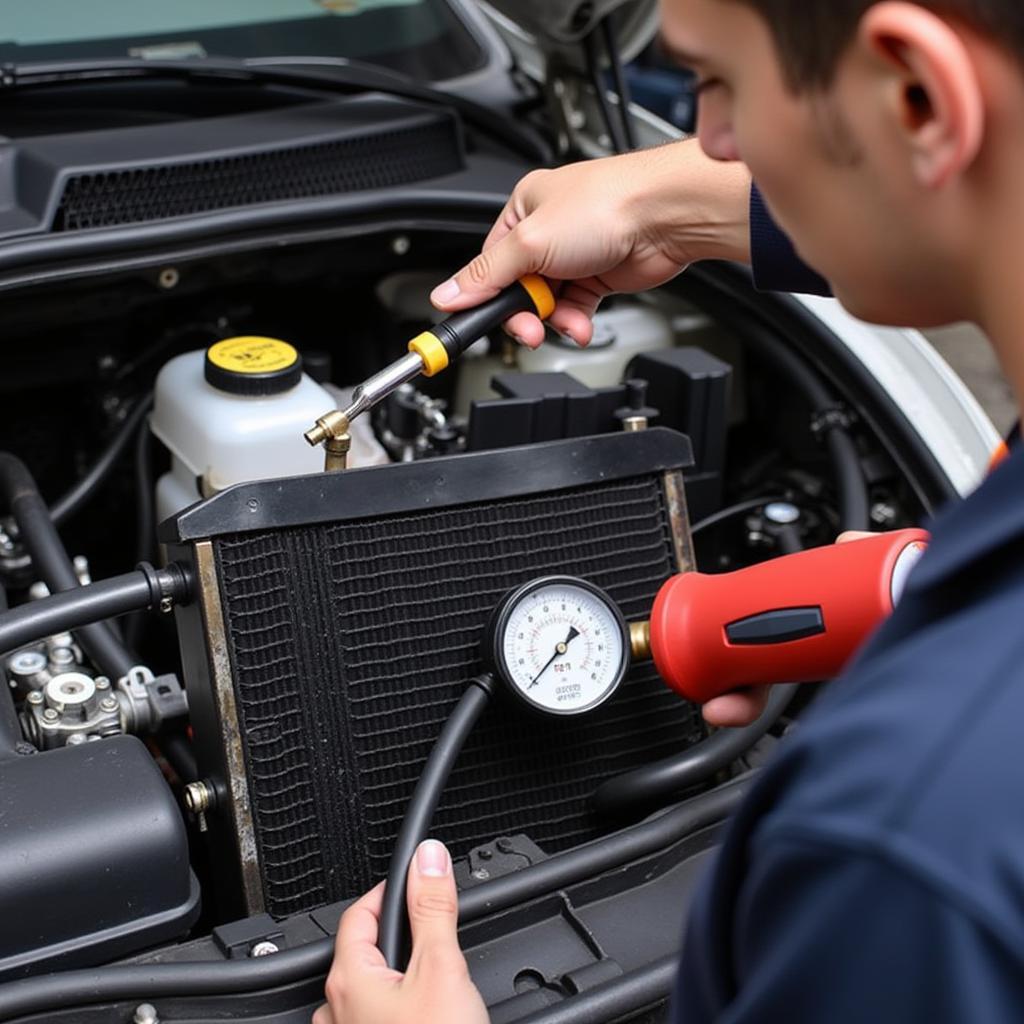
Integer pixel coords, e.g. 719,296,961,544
484,575,630,717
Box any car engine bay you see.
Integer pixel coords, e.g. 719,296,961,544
0,47,971,1024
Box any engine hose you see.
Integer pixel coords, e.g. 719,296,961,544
582,29,627,154
0,776,749,1022
592,683,797,814
49,394,154,528
599,16,637,151
0,453,138,679
738,323,871,532
0,565,189,660
378,673,496,969
518,954,678,1024
159,730,198,784
124,420,156,653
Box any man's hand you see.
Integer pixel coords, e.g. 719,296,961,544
430,139,751,347
700,532,877,727
313,840,487,1024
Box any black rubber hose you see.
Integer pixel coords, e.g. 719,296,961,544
159,730,199,784
378,674,496,969
0,777,748,1022
599,16,637,150
740,324,871,532
49,395,154,528
519,954,678,1024
692,496,785,536
582,29,627,154
133,418,155,566
0,454,138,680
592,684,796,814
458,773,749,921
826,427,871,531
124,419,156,653
0,566,188,659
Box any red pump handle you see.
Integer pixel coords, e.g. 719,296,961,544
649,529,930,704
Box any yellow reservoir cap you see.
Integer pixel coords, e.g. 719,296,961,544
408,331,450,377
519,274,556,320
207,337,299,373
204,337,303,396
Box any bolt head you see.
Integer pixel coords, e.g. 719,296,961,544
67,733,87,746
133,1003,159,1024
158,267,180,290
101,697,118,712
184,781,212,814
95,676,110,691
250,941,280,958
26,690,44,705
9,651,46,675
764,502,802,526
42,708,59,722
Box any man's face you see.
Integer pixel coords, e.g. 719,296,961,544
660,0,968,326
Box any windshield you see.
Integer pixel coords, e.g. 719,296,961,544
0,0,486,82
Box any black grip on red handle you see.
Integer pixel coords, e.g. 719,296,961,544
649,529,930,703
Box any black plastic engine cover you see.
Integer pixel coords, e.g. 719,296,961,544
166,430,707,920
0,735,199,980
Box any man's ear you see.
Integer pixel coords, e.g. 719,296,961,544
858,1,984,188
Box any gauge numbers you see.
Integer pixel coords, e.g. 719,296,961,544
487,577,629,717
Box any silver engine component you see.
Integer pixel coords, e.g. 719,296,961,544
22,672,122,749
10,641,187,750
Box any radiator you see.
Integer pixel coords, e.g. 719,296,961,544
165,429,706,919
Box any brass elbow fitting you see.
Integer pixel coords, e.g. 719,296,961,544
304,409,350,447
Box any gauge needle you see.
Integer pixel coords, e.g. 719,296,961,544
528,626,580,688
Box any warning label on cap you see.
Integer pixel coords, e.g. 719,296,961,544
207,337,298,374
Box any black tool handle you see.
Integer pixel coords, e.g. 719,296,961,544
432,277,553,361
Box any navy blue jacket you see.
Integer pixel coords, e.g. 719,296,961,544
671,194,1024,1021
749,186,830,296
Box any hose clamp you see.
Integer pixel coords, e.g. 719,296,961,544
810,405,856,439
136,561,192,611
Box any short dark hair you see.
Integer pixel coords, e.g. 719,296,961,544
730,1,1024,88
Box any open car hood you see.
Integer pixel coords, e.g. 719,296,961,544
477,0,659,72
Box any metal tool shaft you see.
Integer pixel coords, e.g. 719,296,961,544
341,352,424,425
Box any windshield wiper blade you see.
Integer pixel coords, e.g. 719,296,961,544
0,56,550,162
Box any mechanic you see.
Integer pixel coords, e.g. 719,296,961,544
313,1,1024,1021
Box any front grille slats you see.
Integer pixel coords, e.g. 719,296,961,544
215,476,706,918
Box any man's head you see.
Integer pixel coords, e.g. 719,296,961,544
730,2,1024,91
661,0,1024,328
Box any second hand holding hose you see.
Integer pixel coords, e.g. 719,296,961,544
304,275,556,469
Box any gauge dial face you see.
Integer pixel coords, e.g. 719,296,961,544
488,577,629,716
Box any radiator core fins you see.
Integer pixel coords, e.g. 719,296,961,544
214,476,706,918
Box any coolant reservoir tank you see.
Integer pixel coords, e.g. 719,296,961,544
151,338,335,521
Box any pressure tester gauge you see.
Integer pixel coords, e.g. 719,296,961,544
484,576,630,716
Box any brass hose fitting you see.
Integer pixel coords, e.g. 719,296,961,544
304,409,350,447
324,432,352,473
630,621,652,662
